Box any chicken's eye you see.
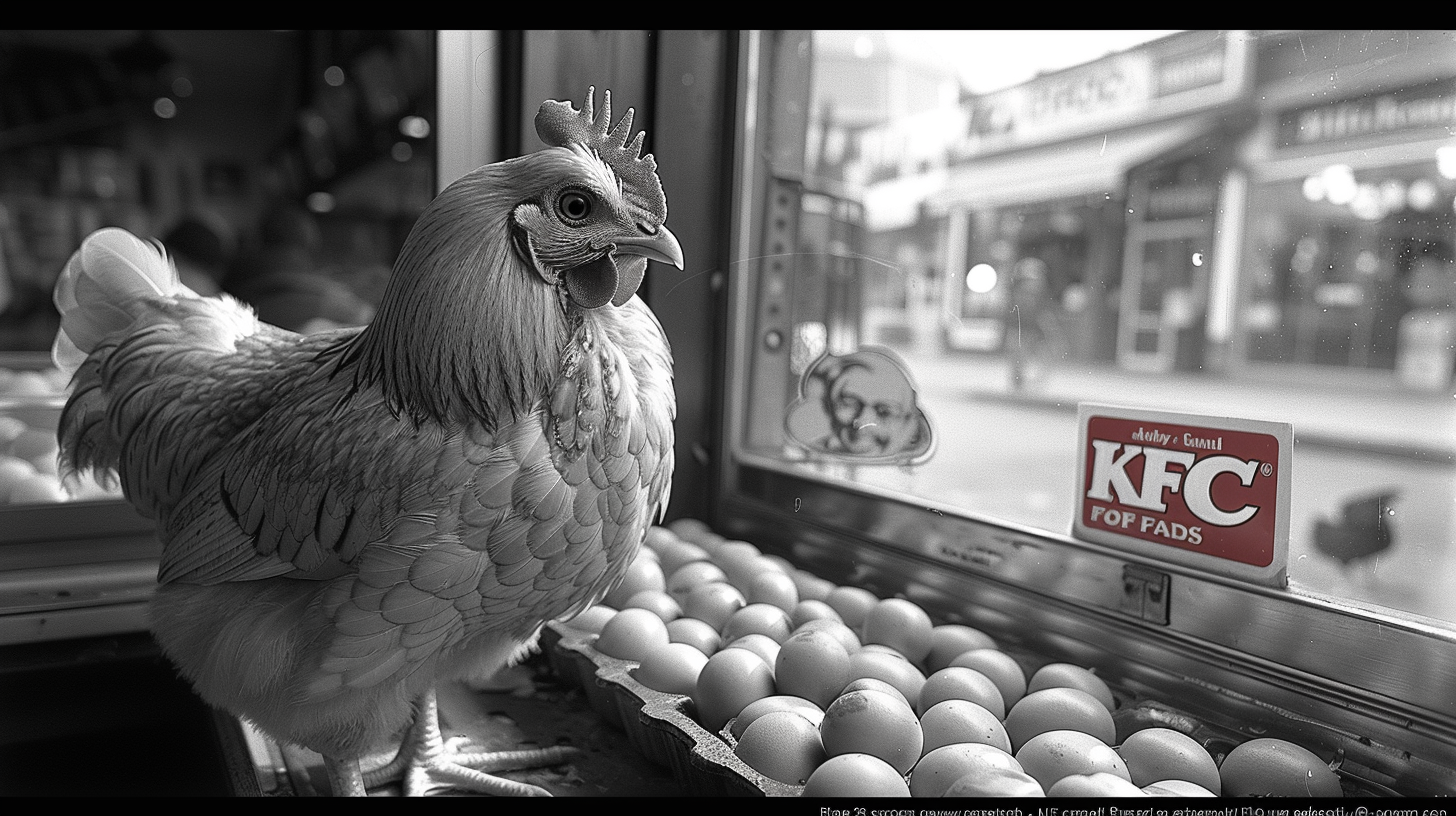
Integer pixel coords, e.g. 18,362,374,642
556,191,593,223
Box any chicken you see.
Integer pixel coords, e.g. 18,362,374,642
1312,491,1397,567
51,88,681,796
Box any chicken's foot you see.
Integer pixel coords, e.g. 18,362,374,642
361,688,577,796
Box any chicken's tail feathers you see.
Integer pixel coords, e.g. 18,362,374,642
52,228,185,379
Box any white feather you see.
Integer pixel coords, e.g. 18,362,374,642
51,228,182,378
81,227,178,299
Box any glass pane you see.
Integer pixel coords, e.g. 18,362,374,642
738,30,1456,625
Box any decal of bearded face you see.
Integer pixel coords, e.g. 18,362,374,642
785,347,934,466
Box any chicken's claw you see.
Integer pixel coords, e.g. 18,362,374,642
361,689,577,796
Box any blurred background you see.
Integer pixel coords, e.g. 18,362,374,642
0,30,432,349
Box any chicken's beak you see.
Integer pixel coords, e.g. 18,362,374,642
613,224,684,270
563,223,683,310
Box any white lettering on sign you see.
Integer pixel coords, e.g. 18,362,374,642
1182,454,1259,526
1086,441,1261,527
1088,504,1205,545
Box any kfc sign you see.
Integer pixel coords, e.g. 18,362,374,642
1075,404,1291,587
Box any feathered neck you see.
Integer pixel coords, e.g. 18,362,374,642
340,160,569,429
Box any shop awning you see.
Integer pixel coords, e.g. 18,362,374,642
930,117,1217,212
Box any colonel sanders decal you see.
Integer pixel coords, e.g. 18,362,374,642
785,347,934,466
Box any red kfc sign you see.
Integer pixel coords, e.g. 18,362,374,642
1075,404,1291,587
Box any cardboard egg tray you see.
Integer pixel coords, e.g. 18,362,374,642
538,620,1230,797
540,621,800,796
539,618,1414,798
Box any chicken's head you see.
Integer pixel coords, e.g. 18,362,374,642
509,87,684,310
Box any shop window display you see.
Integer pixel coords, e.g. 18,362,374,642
734,30,1456,625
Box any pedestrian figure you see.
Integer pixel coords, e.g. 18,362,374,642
1007,257,1056,391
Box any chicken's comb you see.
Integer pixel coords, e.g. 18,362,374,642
535,86,666,224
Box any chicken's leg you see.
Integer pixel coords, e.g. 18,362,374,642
361,688,578,796
324,755,368,796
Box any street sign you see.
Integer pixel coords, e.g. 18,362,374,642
1074,403,1292,587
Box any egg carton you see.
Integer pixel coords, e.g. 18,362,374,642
540,621,801,796
540,619,1421,798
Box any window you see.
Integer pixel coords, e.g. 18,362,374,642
728,30,1456,628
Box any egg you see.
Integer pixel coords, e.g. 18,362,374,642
1116,727,1221,793
654,539,712,579
8,427,58,463
1003,687,1117,751
41,367,70,392
908,742,1021,798
666,517,721,549
774,628,852,709
732,710,826,785
641,525,679,553
1026,662,1116,711
847,649,926,711
944,767,1045,797
710,539,764,589
1141,778,1218,796
0,456,39,504
1047,772,1147,797
824,586,878,631
792,617,861,654
919,699,1012,755
30,451,59,476
5,370,56,397
679,580,745,629
729,695,827,740
721,602,793,644
861,597,934,665
789,599,842,629
593,607,670,662
666,561,730,601
0,416,26,447
761,554,796,574
1015,729,1132,791
694,646,776,733
801,752,910,797
917,666,1007,719
819,688,923,775
666,616,721,655
724,634,780,669
949,648,1027,708
839,677,911,709
790,569,835,603
632,641,709,696
745,570,799,612
622,589,682,623
1218,737,1342,798
925,624,998,672
602,554,666,608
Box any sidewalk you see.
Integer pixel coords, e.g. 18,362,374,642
895,350,1456,463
